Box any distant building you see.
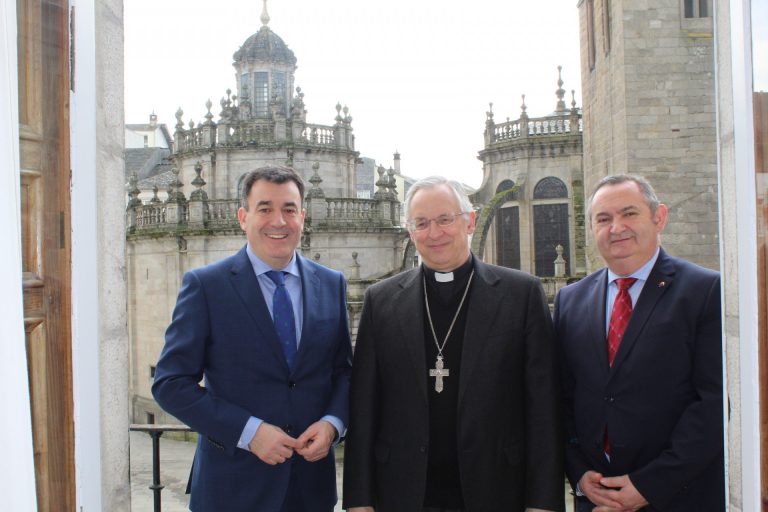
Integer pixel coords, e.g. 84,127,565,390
125,113,174,202
472,67,585,284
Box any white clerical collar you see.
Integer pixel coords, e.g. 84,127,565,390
434,271,454,283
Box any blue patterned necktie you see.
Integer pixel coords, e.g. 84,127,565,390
265,270,297,370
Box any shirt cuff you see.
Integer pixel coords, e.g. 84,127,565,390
320,415,345,444
237,416,263,451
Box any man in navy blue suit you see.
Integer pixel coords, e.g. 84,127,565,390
554,175,724,511
153,166,353,512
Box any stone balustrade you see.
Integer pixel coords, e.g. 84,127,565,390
206,200,240,226
302,124,335,146
490,114,582,144
128,196,401,234
326,198,377,221
173,119,349,153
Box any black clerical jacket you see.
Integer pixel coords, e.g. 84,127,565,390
343,259,564,512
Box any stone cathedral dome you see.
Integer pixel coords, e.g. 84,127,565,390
232,1,296,66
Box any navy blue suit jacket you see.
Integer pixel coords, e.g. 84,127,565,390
554,248,724,511
152,246,352,512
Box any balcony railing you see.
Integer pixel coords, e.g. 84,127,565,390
130,423,192,512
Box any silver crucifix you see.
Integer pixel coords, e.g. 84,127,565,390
429,356,450,393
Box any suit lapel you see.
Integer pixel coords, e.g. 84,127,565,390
394,269,429,404
608,250,675,379
295,254,320,371
229,246,288,370
588,270,611,372
458,261,503,407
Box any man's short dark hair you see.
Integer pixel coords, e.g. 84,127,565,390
240,166,305,210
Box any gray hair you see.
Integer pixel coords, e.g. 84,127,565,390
404,176,473,221
587,174,660,224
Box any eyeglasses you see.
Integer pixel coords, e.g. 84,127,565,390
407,212,467,231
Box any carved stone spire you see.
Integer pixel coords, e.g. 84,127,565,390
520,94,528,121
261,0,270,26
555,65,567,113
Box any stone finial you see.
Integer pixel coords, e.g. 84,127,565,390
190,161,208,200
554,244,567,277
306,162,325,199
387,167,398,200
335,103,343,125
486,102,494,123
555,66,567,112
520,95,528,120
261,0,270,26
374,165,388,199
127,172,141,208
175,108,184,130
571,90,578,112
292,86,306,117
149,185,161,204
350,251,361,280
166,166,186,203
204,99,214,125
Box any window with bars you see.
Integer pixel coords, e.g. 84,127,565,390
254,71,269,117
496,206,520,270
533,204,570,277
683,0,710,18
273,71,287,109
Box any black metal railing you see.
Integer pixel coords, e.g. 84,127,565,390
130,423,192,512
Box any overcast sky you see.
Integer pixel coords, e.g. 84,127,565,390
124,0,582,188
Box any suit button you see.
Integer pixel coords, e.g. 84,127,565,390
284,424,293,434
419,446,427,454
288,381,296,388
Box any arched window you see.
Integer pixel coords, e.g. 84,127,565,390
533,176,568,199
496,179,519,200
496,206,520,269
533,177,570,276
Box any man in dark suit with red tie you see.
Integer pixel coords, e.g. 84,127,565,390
554,175,724,511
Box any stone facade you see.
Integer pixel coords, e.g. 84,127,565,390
473,68,586,282
577,0,719,271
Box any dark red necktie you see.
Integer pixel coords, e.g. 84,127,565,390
607,277,637,366
604,277,637,457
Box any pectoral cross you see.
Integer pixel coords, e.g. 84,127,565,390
429,356,450,393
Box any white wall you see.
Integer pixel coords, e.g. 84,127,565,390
71,0,131,509
0,0,38,509
715,0,760,510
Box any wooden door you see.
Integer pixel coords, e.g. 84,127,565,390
17,0,75,509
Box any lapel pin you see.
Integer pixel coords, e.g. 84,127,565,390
658,281,666,287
